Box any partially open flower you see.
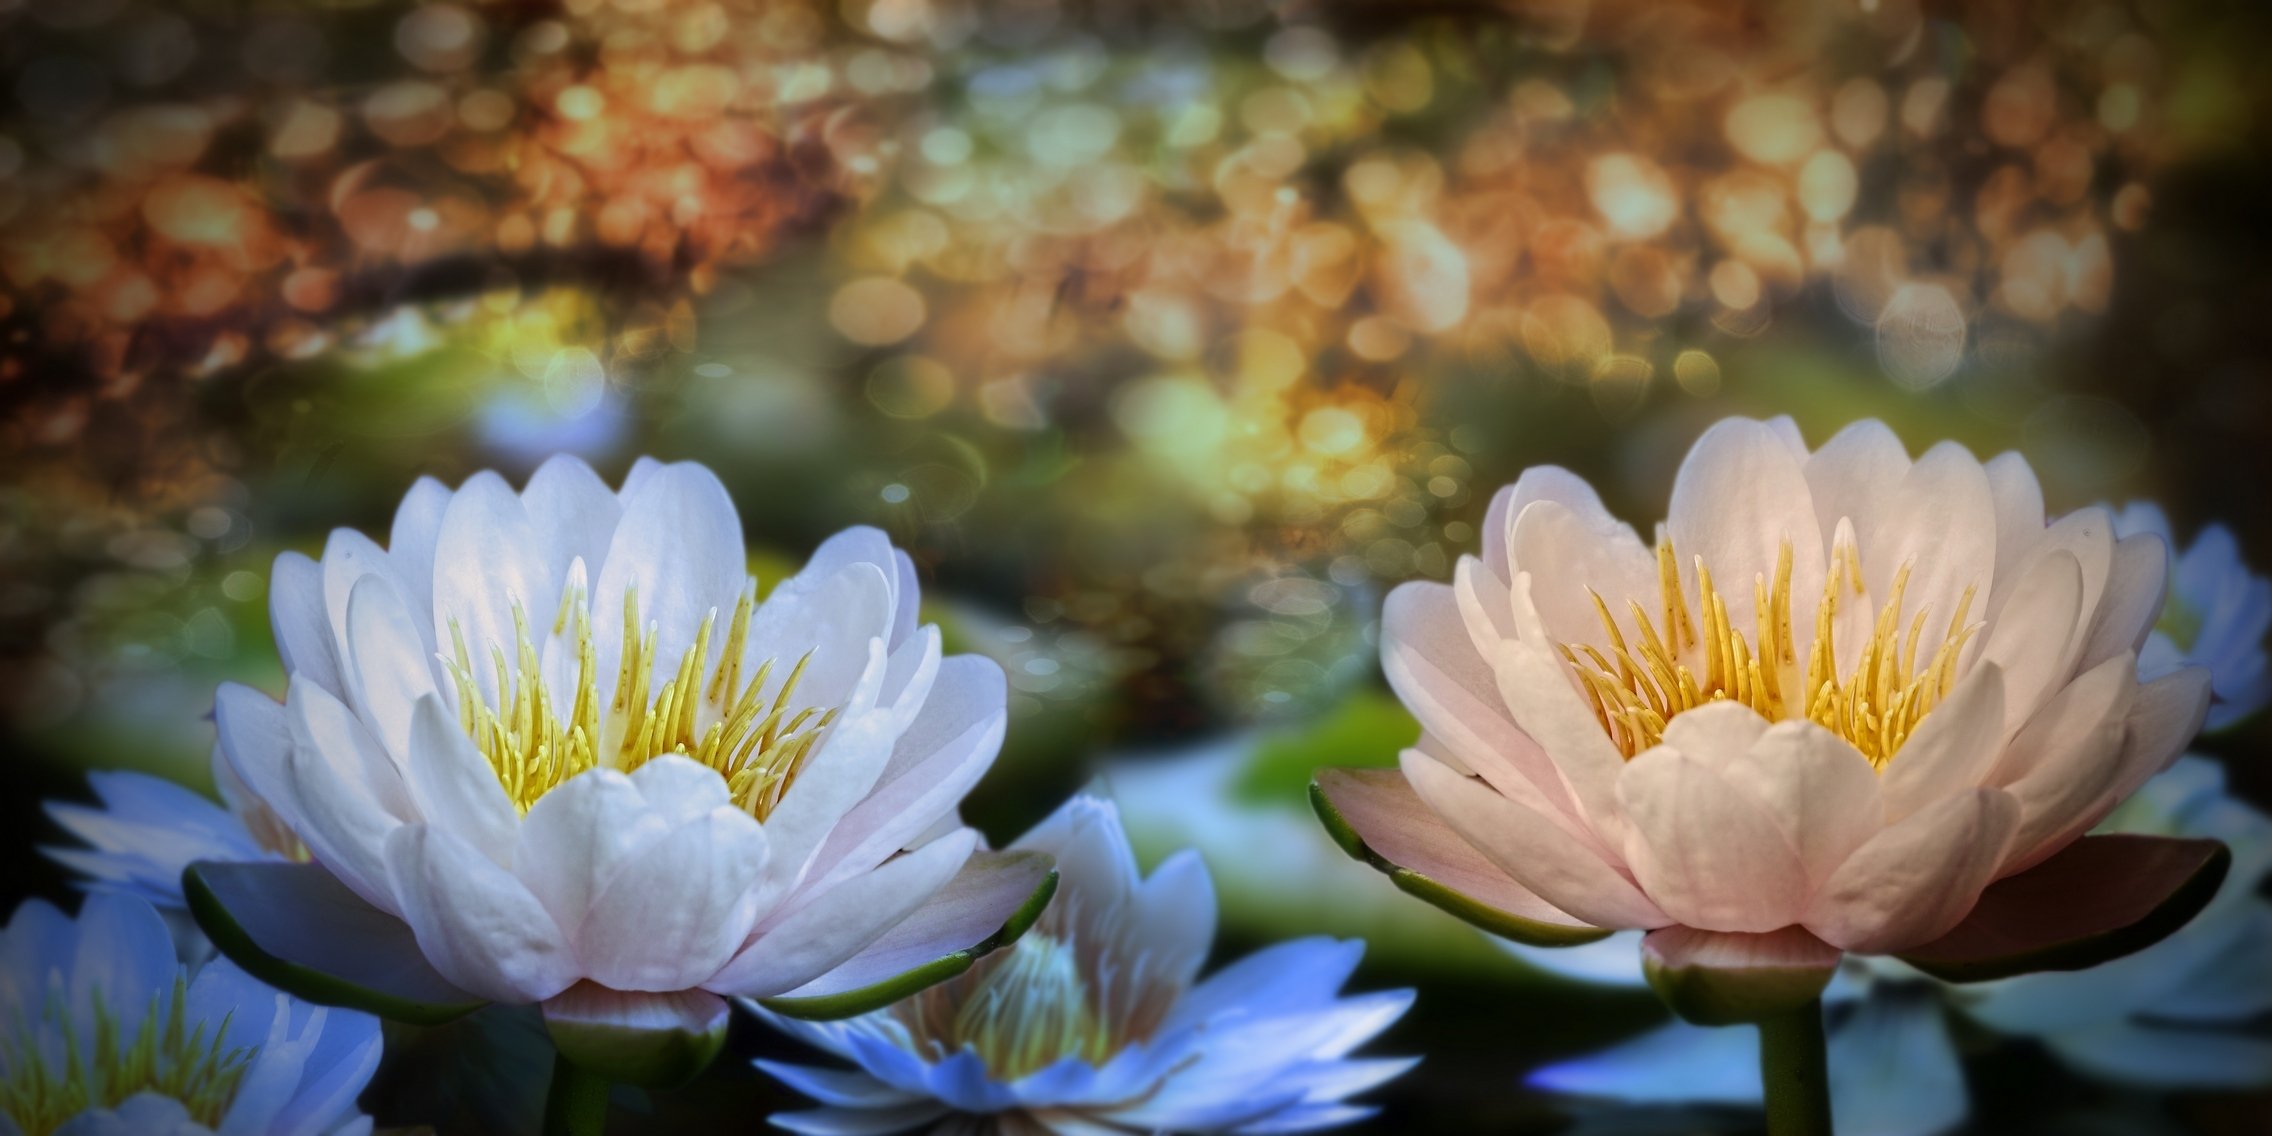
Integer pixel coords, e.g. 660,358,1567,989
753,795,1415,1135
1314,417,2225,1022
187,457,1055,1085
0,893,382,1136
2112,502,2271,731
44,759,304,915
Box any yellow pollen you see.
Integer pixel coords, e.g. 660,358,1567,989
1560,536,1979,768
445,579,839,817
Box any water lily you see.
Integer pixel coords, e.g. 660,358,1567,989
752,794,1416,1135
186,456,1056,1101
2112,502,2270,731
43,760,302,914
1519,753,2272,1135
0,893,381,1136
1311,417,2226,1128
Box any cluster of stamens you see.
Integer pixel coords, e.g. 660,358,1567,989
444,580,839,818
1560,536,1980,767
0,979,249,1136
892,933,1118,1082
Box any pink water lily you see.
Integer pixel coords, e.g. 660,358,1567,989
190,457,1053,1085
1315,417,2225,1021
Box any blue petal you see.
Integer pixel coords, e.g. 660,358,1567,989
1825,992,1966,1136
66,894,178,1043
755,1060,926,1109
1527,1020,1762,1105
2048,1022,2272,1090
769,1102,952,1136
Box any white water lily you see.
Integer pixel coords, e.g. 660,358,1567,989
0,893,381,1136
1520,754,2272,1135
753,795,1416,1135
1314,417,2222,1022
191,456,1051,1082
2113,502,2270,731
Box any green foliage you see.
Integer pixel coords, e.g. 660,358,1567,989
1232,690,1416,807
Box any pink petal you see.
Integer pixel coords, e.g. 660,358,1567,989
1313,767,1603,942
1803,787,2018,953
1402,750,1666,930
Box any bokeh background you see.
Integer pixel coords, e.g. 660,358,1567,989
3,0,2271,1131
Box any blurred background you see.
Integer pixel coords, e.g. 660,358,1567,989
3,0,2271,1131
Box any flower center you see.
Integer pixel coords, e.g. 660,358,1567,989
892,933,1120,1081
1559,536,1980,767
0,978,250,1136
445,579,840,818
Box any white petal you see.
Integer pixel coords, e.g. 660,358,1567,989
750,694,901,911
1984,450,2047,587
1482,466,1624,587
742,562,897,718
384,824,577,1003
2006,665,2213,874
2079,530,2168,673
521,454,622,584
1381,582,1583,824
283,684,411,911
1656,699,1770,762
1804,787,2018,953
1506,498,1657,655
576,803,766,991
803,657,1005,895
592,462,745,695
405,695,517,866
214,682,298,837
1401,749,1665,929
711,828,977,997
1989,653,2135,869
1861,441,1997,663
513,769,669,938
1979,548,2085,731
429,472,551,707
388,475,452,625
269,551,343,696
1490,639,1628,839
1880,663,2007,823
321,528,429,669
1719,718,1883,891
340,573,438,773
1801,419,1911,540
1666,417,1828,647
1617,745,1809,932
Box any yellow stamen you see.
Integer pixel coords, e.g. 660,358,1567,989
445,579,839,817
1562,536,1980,768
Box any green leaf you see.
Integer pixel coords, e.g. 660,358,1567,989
185,860,486,1026
1235,693,1416,806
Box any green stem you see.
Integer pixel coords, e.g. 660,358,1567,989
543,1051,611,1136
1758,997,1833,1136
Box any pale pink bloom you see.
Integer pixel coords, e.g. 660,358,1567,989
1317,418,2222,1008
